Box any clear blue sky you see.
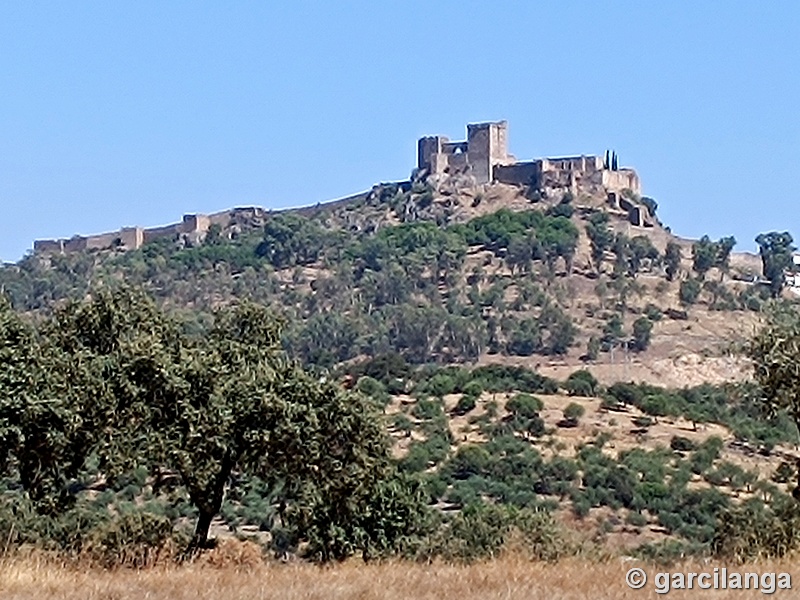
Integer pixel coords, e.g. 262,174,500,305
1,2,798,261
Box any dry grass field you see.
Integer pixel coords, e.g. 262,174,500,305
2,546,798,600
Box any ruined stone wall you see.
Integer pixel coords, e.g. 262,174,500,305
608,192,654,227
33,239,65,253
142,224,182,244
428,153,450,176
441,141,468,154
466,124,491,183
418,136,445,172
494,161,540,186
602,168,641,195
466,121,510,184
35,212,216,254
540,155,603,174
208,212,232,227
490,123,509,165
63,237,88,253
141,214,211,244
85,231,121,250
182,214,211,234
118,227,144,250
446,152,469,172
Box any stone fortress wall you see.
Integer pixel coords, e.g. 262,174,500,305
33,208,267,255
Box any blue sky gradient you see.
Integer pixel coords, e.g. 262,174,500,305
1,1,797,260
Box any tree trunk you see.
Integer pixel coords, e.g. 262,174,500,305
184,449,236,554
190,510,215,552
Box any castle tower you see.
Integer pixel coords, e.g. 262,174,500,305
417,136,445,173
467,120,509,184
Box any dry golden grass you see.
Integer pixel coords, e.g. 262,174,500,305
2,544,799,600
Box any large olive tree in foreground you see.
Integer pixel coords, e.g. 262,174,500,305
0,289,427,559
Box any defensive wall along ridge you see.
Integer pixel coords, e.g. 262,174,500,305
33,208,269,255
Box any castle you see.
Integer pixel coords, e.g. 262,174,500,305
33,120,649,255
417,120,643,209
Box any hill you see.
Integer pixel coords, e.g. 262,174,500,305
3,123,799,561
1,168,769,388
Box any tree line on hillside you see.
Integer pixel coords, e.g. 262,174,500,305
0,201,796,369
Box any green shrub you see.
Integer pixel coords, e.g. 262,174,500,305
546,201,574,219
506,394,544,419
0,495,179,567
601,313,624,349
600,396,623,412
644,304,663,321
445,445,492,481
631,317,653,352
626,511,648,527
462,380,483,399
585,336,600,361
635,539,707,566
400,434,451,473
772,461,795,484
415,504,565,564
392,413,414,433
689,436,724,474
85,510,177,568
670,436,697,453
428,373,457,397
454,394,477,416
680,278,702,306
571,495,591,518
412,397,444,421
564,369,598,396
606,382,644,406
560,403,585,427
356,376,391,406
469,365,557,394
640,393,677,419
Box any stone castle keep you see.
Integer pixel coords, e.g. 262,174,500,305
417,120,642,199
33,120,648,255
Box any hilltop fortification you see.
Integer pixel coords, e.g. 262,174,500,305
418,121,649,225
34,120,651,254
